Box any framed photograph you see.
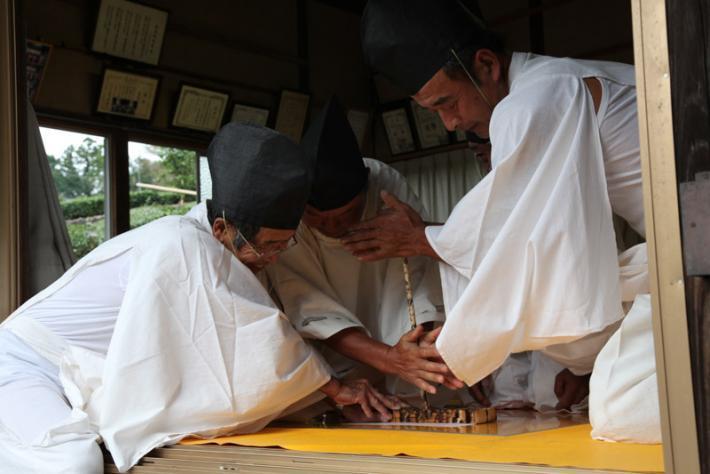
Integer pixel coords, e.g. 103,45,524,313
410,100,450,149
231,103,270,127
347,109,370,149
381,107,416,155
275,90,310,143
26,39,52,102
172,84,229,133
96,68,159,120
91,0,168,65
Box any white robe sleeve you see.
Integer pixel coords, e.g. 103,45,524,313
88,218,331,471
429,73,623,385
267,230,368,340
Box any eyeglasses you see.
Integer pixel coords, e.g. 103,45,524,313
234,228,297,258
222,210,297,258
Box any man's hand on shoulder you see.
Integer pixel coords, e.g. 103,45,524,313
341,191,438,261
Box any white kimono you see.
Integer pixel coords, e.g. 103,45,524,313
0,215,331,472
265,159,444,394
429,53,638,385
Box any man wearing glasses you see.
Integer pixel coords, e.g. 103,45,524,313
0,123,395,473
346,0,657,442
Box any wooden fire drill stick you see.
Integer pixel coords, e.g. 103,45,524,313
402,257,417,330
402,257,429,409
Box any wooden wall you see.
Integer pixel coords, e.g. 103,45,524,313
25,0,635,161
26,0,370,150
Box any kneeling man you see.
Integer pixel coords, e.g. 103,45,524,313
0,123,393,473
266,98,463,402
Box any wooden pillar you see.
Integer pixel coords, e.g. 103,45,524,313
106,131,130,237
666,0,710,471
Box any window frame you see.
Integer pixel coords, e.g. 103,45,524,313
37,113,207,238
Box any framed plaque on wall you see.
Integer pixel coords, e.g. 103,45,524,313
172,84,229,132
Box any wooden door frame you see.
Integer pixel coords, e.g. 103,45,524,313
631,0,702,472
0,0,21,320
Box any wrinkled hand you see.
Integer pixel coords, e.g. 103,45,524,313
322,378,400,421
341,191,435,261
554,369,590,410
340,395,406,422
384,325,463,394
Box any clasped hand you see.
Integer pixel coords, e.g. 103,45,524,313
385,325,464,394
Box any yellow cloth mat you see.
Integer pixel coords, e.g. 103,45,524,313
182,424,663,472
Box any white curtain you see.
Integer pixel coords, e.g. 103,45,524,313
26,100,76,295
391,148,486,223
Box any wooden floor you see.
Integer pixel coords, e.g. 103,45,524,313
104,444,638,474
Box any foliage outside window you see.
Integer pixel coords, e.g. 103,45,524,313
44,131,107,259
42,128,200,259
128,144,198,229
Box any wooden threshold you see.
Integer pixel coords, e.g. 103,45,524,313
105,445,641,474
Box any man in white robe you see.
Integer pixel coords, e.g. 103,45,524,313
267,98,462,404
349,0,659,440
0,123,395,473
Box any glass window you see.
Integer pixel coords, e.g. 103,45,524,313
128,142,198,228
40,127,107,259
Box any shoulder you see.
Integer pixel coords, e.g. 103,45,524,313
364,158,410,188
493,72,585,141
132,216,222,273
363,157,426,212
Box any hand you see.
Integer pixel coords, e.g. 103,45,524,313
340,395,406,422
341,191,437,261
383,325,461,394
468,375,493,407
320,377,400,421
554,369,590,410
418,325,466,391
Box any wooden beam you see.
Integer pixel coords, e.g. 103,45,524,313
297,0,310,93
0,0,21,317
528,0,545,54
488,0,574,27
37,109,210,152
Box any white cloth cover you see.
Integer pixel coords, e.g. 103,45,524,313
0,329,103,474
262,159,444,394
427,53,636,385
2,215,331,471
589,294,659,443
